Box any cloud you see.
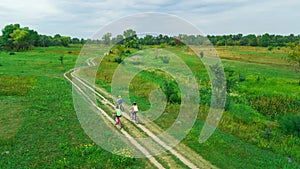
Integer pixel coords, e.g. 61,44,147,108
0,0,62,20
0,0,299,38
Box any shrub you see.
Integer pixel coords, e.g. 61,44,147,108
200,51,204,58
229,104,263,124
256,76,260,82
125,49,131,54
9,51,15,55
114,57,123,64
162,80,181,103
162,56,170,64
238,74,246,82
268,46,273,51
160,43,166,48
279,114,300,137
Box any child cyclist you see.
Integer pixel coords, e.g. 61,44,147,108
130,102,139,123
117,96,124,111
115,105,122,129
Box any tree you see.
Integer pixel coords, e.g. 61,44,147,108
162,80,180,103
1,24,20,50
123,29,136,39
123,29,140,48
258,33,270,47
102,32,112,45
9,29,31,51
71,37,80,44
37,35,51,47
288,44,300,85
112,34,124,45
143,35,154,45
80,38,86,44
23,27,39,46
61,36,71,47
53,34,62,46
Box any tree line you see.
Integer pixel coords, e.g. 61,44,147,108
1,23,300,51
0,24,85,51
101,30,300,48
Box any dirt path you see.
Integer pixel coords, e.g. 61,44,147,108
64,57,218,169
64,69,165,169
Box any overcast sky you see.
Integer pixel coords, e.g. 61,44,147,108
0,0,299,38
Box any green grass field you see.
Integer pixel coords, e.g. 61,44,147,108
0,45,299,168
0,46,150,168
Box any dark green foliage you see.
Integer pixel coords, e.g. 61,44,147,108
256,75,261,82
59,55,64,64
224,68,238,93
268,46,274,51
1,24,20,50
125,49,131,54
1,24,73,50
239,74,246,82
208,33,300,47
224,95,231,111
114,56,123,64
279,114,300,137
60,36,70,47
162,80,181,103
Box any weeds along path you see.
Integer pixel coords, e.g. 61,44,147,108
64,57,218,169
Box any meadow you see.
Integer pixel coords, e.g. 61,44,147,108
0,46,150,168
0,44,299,168
95,45,300,168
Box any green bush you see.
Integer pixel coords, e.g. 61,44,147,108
125,49,131,54
268,46,274,51
238,74,246,82
229,104,263,124
162,80,181,103
279,114,300,137
114,57,123,64
162,56,170,64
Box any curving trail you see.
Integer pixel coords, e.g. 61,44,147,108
64,57,218,169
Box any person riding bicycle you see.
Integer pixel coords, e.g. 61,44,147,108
115,105,122,129
130,102,139,123
117,95,124,111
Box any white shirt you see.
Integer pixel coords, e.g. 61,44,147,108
133,105,138,111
